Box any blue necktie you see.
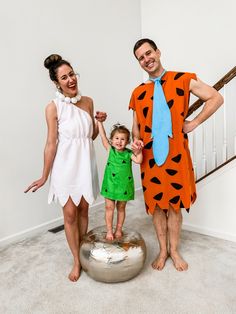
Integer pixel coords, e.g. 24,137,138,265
150,70,172,166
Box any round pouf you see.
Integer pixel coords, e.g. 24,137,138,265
80,226,146,283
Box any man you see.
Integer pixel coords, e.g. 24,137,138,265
130,38,223,271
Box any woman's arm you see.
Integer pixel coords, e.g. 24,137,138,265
24,102,58,193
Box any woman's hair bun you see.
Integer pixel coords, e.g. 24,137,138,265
44,54,62,69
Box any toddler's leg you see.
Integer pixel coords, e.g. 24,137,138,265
115,201,126,239
105,198,115,240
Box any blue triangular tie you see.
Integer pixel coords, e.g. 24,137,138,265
150,70,172,166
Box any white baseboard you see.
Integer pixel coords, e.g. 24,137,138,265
0,216,64,248
0,200,106,248
183,223,236,243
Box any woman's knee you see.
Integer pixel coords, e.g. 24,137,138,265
63,198,77,224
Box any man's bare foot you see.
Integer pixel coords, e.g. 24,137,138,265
152,251,168,270
106,230,114,241
170,250,188,271
68,262,81,282
114,229,123,239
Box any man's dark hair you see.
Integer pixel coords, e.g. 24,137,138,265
133,38,158,59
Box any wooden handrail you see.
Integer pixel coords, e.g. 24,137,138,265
187,66,236,117
196,155,236,183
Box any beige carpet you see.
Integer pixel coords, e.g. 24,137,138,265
1,195,236,314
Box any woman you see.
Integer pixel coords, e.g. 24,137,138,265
25,54,106,281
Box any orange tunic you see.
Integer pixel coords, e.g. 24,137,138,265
129,71,197,214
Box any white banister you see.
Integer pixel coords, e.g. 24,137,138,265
222,86,227,162
212,114,217,168
202,123,207,175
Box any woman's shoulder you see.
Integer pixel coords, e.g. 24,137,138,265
45,101,57,116
82,95,93,104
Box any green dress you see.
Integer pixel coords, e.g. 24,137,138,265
101,147,134,201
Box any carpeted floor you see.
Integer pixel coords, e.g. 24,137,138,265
1,195,236,314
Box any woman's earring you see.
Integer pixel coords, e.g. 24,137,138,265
56,85,62,92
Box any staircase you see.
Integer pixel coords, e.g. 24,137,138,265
182,67,236,242
187,66,236,182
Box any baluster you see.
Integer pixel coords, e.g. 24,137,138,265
212,114,217,168
202,123,207,175
222,86,227,162
192,131,197,180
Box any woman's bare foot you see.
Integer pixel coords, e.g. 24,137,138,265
152,251,168,270
106,230,114,241
170,250,188,271
68,262,81,282
114,228,123,239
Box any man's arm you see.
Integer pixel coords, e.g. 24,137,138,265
183,77,224,133
131,111,144,153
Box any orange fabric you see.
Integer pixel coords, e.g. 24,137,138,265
129,71,197,214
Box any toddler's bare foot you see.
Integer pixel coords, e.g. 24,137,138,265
115,229,123,239
151,251,168,270
106,230,114,241
68,262,81,282
170,250,188,271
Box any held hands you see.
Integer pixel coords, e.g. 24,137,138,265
131,139,144,155
95,111,107,122
24,177,47,193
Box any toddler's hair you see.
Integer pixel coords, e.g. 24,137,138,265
110,123,131,144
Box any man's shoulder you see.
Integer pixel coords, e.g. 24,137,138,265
131,82,148,95
167,71,196,81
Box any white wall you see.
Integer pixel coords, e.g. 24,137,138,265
0,0,142,245
141,0,236,241
141,0,235,84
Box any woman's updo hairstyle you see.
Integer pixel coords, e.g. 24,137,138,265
44,54,72,82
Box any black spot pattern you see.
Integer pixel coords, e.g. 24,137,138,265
144,141,153,149
180,201,185,208
172,154,182,163
112,173,116,177
166,169,178,176
143,107,149,118
138,91,146,100
107,162,110,166
181,112,184,117
149,159,156,168
105,189,108,192
176,88,184,96
122,160,126,164
128,176,132,180
150,177,161,184
171,183,183,190
184,133,188,139
167,99,174,109
169,195,180,204
161,80,165,85
124,191,127,195
174,72,184,80
154,192,163,201
145,126,152,133
141,172,145,179
143,186,147,192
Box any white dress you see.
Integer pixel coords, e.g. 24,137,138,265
48,97,99,207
